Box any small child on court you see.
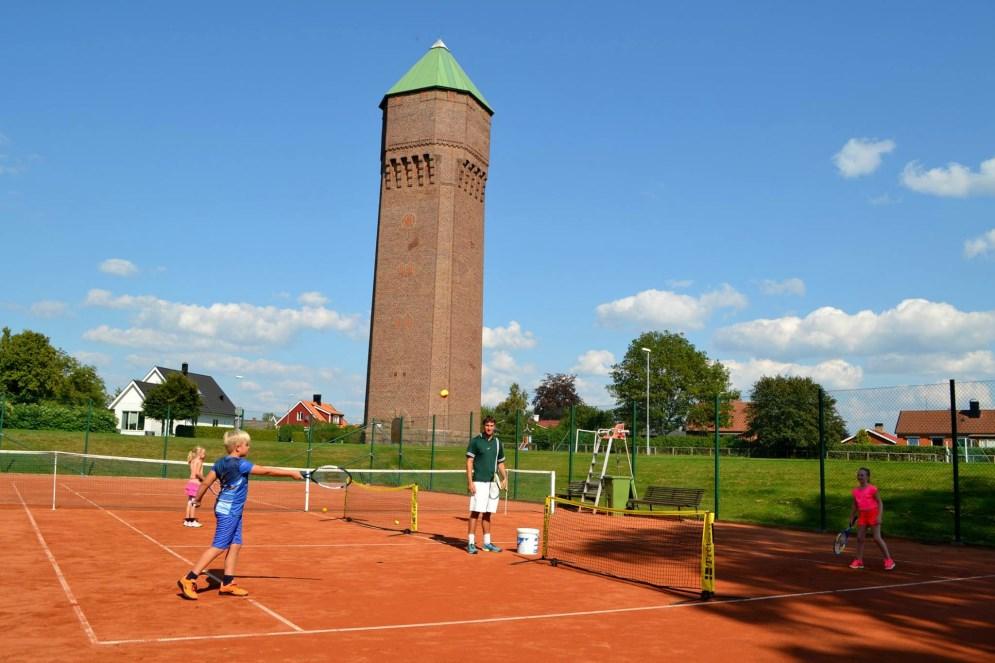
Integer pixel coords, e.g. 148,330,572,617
849,467,895,571
184,446,206,528
176,430,303,599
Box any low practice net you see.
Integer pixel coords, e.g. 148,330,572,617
342,481,418,532
0,450,307,512
542,496,715,598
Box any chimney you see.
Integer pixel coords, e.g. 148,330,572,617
874,423,884,432
313,393,321,404
969,400,981,418
181,363,188,375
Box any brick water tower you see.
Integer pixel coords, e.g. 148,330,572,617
364,41,493,426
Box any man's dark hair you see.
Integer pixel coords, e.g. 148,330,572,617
482,416,496,427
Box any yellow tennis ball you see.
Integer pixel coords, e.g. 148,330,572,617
394,519,400,525
321,507,328,513
440,388,449,398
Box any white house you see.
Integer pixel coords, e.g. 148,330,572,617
108,363,239,436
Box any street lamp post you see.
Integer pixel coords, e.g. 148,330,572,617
641,347,651,454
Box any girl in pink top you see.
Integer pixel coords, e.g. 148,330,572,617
184,447,206,528
849,467,895,570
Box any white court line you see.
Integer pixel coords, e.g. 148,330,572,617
13,484,99,645
96,572,995,646
60,483,304,633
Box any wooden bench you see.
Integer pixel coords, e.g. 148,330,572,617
557,480,596,501
626,486,704,511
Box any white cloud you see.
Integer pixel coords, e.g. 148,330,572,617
99,258,138,277
29,300,68,318
571,350,615,376
480,350,537,407
596,285,747,330
84,289,365,350
482,321,537,349
298,291,328,307
759,278,806,297
964,229,995,259
866,351,995,379
901,157,995,197
869,193,900,206
722,358,864,392
715,299,995,360
72,351,111,367
666,279,693,289
489,350,519,372
833,138,896,178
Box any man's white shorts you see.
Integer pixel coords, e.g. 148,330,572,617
469,481,499,513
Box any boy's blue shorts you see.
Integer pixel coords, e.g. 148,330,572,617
212,513,244,549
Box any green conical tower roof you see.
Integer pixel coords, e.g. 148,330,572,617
382,40,493,114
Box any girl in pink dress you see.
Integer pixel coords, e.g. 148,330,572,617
849,467,895,570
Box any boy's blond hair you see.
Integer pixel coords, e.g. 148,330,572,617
186,446,206,463
223,429,251,453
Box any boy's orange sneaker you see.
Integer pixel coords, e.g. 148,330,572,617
219,583,249,597
848,559,864,569
884,558,896,571
177,577,198,600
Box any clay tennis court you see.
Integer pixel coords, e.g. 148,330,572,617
2,475,993,662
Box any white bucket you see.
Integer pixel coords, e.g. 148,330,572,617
517,527,540,555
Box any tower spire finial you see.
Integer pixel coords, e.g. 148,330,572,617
431,39,447,49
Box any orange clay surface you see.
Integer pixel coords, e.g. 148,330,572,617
1,479,994,662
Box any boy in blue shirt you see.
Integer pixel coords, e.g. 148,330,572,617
177,430,303,599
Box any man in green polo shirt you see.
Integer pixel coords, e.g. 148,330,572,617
465,416,507,555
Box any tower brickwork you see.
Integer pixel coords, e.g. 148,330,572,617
364,43,492,425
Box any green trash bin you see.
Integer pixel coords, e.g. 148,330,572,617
602,475,635,510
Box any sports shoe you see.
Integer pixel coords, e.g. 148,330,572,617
219,583,249,597
884,558,896,571
189,520,203,528
848,559,864,569
481,543,502,553
466,543,478,555
183,520,191,527
177,577,198,600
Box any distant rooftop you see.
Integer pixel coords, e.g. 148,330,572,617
382,40,492,114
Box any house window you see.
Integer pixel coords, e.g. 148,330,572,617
296,412,304,422
931,437,944,447
907,437,919,447
122,411,145,431
213,419,219,427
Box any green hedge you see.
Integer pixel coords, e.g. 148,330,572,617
4,402,117,433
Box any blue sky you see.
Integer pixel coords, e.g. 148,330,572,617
2,2,994,421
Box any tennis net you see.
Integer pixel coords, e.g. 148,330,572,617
0,450,307,511
343,481,418,532
542,496,715,598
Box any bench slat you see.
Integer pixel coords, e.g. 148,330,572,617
626,485,704,510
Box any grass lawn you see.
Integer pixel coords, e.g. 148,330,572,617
4,428,993,545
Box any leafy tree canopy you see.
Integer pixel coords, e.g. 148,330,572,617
495,383,529,420
0,327,108,405
608,330,738,434
747,375,847,455
142,373,203,423
532,373,583,420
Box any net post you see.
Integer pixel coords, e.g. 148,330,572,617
549,470,556,513
410,484,419,533
51,451,59,510
700,511,716,599
949,379,961,543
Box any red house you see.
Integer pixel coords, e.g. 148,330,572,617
840,423,903,445
685,400,752,439
276,394,348,428
895,400,995,448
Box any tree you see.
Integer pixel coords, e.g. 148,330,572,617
0,327,107,405
609,331,738,434
532,373,582,420
495,383,529,420
142,373,203,429
746,375,847,456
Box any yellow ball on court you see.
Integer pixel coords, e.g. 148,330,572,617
321,507,328,513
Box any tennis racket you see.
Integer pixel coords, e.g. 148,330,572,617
489,472,506,500
303,465,353,490
833,516,858,555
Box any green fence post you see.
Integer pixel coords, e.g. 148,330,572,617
83,400,93,457
398,416,404,469
161,405,171,478
568,405,575,483
430,415,436,489
469,411,474,444
631,401,638,495
0,394,5,449
950,379,961,543
818,388,826,532
369,419,376,471
514,410,521,499
714,393,720,519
